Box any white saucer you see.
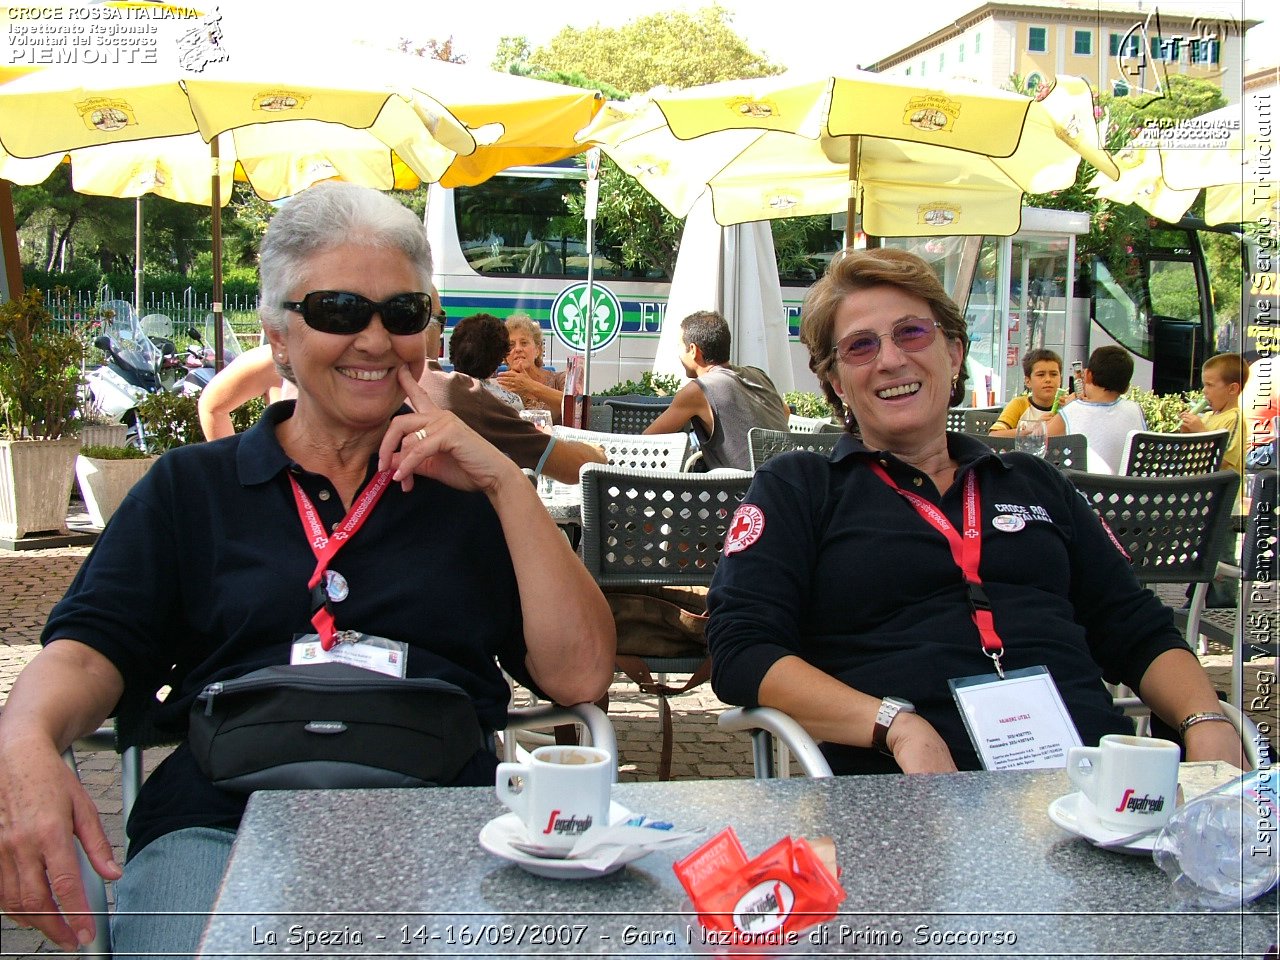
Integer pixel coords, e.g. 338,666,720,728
1047,792,1158,855
479,801,646,878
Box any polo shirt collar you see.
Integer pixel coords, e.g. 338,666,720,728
831,428,1009,473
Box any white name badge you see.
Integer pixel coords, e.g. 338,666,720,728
290,632,408,679
949,666,1082,771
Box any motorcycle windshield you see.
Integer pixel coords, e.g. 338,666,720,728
200,314,244,365
101,300,160,372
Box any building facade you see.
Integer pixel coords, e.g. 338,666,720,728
869,1,1256,103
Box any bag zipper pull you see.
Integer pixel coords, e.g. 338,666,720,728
203,681,224,717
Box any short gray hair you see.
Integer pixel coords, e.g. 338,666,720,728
258,182,433,336
505,312,543,350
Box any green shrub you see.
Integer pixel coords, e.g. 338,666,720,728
596,372,683,397
232,397,266,434
1127,386,1201,433
80,444,151,459
0,288,84,439
785,391,835,420
135,391,202,452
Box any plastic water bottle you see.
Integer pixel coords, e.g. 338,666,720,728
1152,768,1279,909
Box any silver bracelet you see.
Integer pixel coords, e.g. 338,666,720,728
1178,711,1231,738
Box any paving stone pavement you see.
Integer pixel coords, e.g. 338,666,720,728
0,547,1275,957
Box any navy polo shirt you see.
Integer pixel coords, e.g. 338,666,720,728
706,431,1185,774
44,401,528,852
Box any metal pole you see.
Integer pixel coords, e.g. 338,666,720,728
582,148,600,398
134,197,143,313
211,136,225,372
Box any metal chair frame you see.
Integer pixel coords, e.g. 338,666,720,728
1119,428,1230,477
747,427,842,471
786,414,842,434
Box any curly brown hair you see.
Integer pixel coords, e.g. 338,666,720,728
449,313,510,380
799,247,969,413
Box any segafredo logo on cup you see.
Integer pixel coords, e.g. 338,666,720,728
1115,789,1166,815
541,809,593,836
733,880,794,934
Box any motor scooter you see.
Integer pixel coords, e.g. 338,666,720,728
170,313,246,397
83,300,173,446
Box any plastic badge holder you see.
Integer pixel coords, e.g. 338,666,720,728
673,826,845,949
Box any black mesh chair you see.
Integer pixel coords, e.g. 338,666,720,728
589,401,614,433
1221,470,1278,712
580,463,752,779
747,427,842,471
977,433,1089,471
603,396,675,434
962,406,1006,434
1063,468,1239,662
1119,429,1229,477
945,408,968,432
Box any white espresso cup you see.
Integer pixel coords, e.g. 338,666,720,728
1066,734,1180,831
495,745,612,851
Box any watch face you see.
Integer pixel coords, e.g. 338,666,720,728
885,697,915,711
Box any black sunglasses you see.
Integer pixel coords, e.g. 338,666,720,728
281,291,432,336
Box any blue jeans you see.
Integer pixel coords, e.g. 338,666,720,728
111,827,235,960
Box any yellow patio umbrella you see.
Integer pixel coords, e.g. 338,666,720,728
579,71,1115,236
1089,104,1279,227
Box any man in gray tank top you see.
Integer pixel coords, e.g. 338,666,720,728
643,310,789,470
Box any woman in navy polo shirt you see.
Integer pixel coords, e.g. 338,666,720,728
706,248,1246,778
0,183,615,956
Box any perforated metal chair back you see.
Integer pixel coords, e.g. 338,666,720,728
978,433,1089,471
580,463,751,588
589,402,614,433
786,414,841,434
748,428,842,471
603,396,675,434
553,427,689,472
962,407,1005,434
945,408,968,432
1062,469,1239,585
1119,429,1229,477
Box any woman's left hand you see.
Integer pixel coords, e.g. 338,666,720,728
495,367,538,394
1184,717,1251,771
378,367,520,495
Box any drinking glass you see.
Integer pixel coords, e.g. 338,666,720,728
1015,416,1049,457
519,409,555,495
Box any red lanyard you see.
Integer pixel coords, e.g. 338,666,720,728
868,463,1006,677
289,470,393,650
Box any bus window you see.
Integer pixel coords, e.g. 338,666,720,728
1148,259,1200,321
1092,257,1150,357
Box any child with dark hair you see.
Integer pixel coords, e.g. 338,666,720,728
1045,346,1146,473
990,348,1064,435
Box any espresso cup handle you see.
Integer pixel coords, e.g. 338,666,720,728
1065,746,1100,801
495,762,531,818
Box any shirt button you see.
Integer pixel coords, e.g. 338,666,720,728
912,477,924,487
318,490,331,501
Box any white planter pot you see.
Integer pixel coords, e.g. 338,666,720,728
78,423,129,449
75,455,156,529
0,437,82,539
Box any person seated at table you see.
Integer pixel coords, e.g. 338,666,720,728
988,348,1067,436
643,310,789,471
706,247,1247,777
1042,345,1146,473
0,182,616,956
197,303,603,485
449,312,524,411
1179,351,1248,608
496,312,565,418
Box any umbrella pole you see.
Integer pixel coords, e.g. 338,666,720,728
134,197,143,313
211,137,224,372
847,136,880,249
582,148,601,400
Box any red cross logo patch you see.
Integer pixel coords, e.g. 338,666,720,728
724,504,765,556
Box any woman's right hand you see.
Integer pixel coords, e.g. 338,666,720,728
0,733,119,950
884,713,960,774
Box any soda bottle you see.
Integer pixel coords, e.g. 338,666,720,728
1152,768,1279,909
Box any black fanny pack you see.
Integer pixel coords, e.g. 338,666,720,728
189,662,487,793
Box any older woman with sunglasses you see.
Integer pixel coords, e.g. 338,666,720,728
706,248,1245,777
0,183,615,955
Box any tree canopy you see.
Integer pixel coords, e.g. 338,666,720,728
526,4,781,96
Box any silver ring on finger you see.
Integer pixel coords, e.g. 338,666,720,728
413,427,428,441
